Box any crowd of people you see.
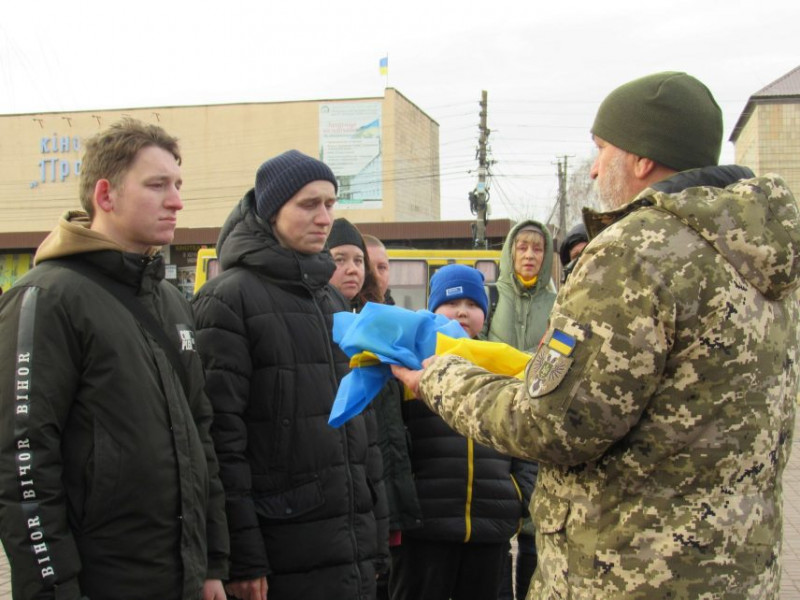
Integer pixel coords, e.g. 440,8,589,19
0,69,798,600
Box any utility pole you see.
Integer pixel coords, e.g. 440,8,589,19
469,90,490,248
555,155,571,245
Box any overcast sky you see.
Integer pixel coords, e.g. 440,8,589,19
1,0,797,224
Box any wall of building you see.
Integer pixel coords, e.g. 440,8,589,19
0,89,442,293
325,89,440,223
388,90,440,221
735,100,800,194
733,109,761,175
757,102,800,193
0,88,440,236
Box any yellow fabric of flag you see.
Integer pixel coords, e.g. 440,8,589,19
435,334,531,380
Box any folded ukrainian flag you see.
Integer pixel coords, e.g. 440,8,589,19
329,302,532,427
434,335,531,379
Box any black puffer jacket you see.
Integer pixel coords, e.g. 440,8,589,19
347,298,420,535
0,213,228,600
373,379,422,532
403,397,536,543
192,190,388,600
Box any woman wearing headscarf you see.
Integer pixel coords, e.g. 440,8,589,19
486,220,556,351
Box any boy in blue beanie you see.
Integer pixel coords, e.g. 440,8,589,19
389,264,536,600
427,263,489,338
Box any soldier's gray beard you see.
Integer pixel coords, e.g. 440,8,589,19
595,152,631,211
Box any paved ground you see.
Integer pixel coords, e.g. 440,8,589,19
0,541,7,600
781,422,800,599
2,428,800,598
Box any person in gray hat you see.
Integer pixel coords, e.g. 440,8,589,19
193,150,388,600
391,72,800,599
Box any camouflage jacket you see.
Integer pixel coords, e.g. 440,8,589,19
419,167,800,599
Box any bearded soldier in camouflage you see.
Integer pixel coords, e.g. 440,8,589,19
392,72,800,599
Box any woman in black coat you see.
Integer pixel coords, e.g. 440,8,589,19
326,218,423,600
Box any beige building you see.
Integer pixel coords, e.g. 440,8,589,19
0,88,440,292
730,65,800,194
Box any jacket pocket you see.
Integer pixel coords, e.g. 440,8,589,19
367,477,378,507
253,479,325,521
270,369,296,473
533,488,596,577
532,488,569,534
83,418,121,527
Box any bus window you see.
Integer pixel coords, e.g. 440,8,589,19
474,260,498,283
193,248,219,293
207,258,221,282
388,260,428,311
194,247,503,297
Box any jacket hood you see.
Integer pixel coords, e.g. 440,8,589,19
559,222,588,267
216,188,336,289
497,219,554,294
33,210,166,291
585,166,800,301
34,210,126,265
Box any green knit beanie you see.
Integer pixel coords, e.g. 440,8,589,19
591,72,723,172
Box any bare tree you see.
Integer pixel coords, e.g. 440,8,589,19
545,154,600,241
565,154,600,229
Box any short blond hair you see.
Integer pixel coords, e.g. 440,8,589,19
79,118,181,219
514,229,544,246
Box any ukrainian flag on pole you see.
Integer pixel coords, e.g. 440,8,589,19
379,56,388,76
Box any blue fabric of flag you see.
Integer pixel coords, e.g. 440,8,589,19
329,302,466,427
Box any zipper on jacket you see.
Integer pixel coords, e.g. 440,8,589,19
510,474,524,535
463,438,474,543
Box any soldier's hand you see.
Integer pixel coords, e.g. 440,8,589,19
391,356,438,396
421,356,438,369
